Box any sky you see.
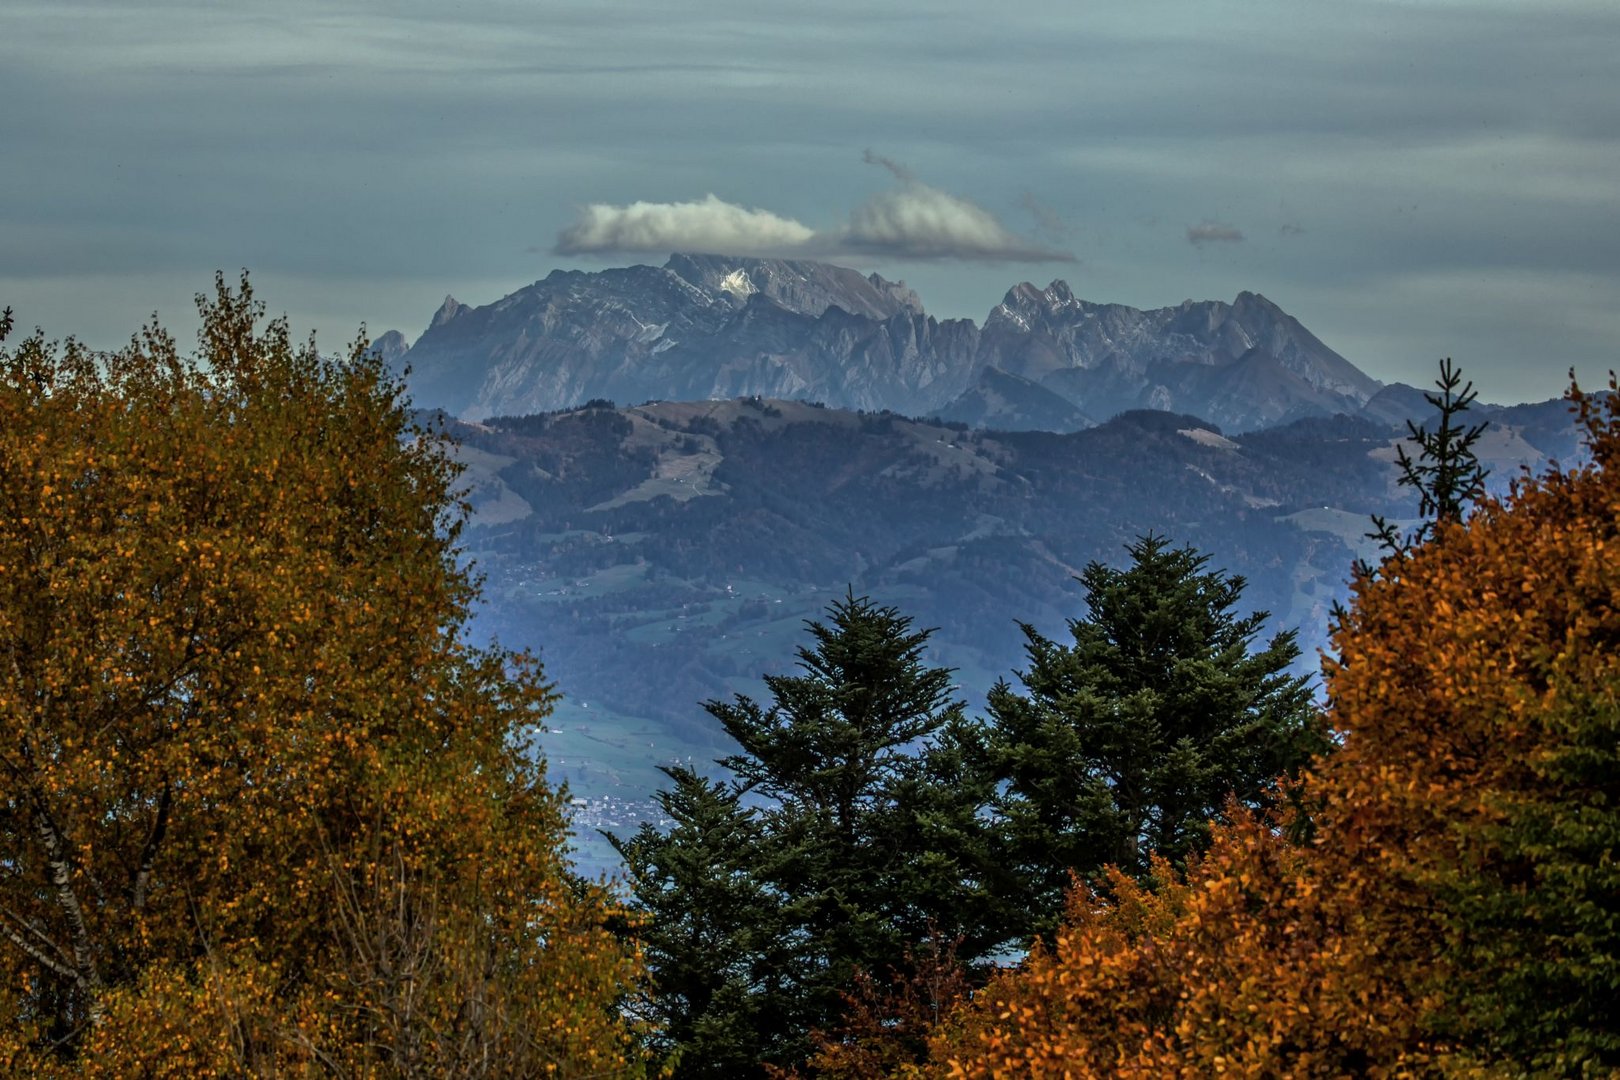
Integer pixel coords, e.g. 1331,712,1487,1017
3,0,1617,404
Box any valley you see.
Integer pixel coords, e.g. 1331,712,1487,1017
377,253,1588,874
439,390,1582,873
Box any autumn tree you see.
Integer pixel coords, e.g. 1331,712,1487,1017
0,276,647,1075
799,932,971,1080
976,535,1324,945
922,377,1620,1076
1323,375,1620,1070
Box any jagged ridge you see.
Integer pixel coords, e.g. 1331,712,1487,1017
389,255,1382,432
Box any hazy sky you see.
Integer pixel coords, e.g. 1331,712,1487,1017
4,0,1617,403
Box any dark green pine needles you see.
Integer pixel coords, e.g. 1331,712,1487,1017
613,593,993,1078
616,549,1327,1074
977,535,1328,945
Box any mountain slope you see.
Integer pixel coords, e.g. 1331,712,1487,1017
440,394,1590,875
978,283,1380,429
933,366,1096,432
397,256,1381,431
456,400,1407,760
400,255,976,420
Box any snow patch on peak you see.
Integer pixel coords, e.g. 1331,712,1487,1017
718,269,757,299
991,303,1031,331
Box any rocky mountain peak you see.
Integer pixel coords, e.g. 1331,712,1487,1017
866,271,926,319
662,252,923,320
994,280,1080,323
1224,291,1293,334
429,295,468,331
1000,282,1047,309
365,329,410,365
397,255,1382,434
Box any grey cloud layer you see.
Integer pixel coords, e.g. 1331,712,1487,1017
3,0,1619,401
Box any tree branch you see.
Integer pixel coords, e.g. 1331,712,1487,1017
33,806,103,1004
0,905,78,982
131,780,172,912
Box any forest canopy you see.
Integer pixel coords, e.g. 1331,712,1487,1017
919,376,1620,1077
0,278,648,1076
5,279,1615,1077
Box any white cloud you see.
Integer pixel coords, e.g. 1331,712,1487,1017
839,182,1074,263
554,194,816,257
551,157,1075,264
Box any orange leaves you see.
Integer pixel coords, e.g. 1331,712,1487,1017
927,378,1620,1076
0,276,648,1074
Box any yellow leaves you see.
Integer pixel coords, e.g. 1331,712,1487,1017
1,276,649,1075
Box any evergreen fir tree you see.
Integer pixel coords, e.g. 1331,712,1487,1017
610,767,793,1078
615,593,991,1076
979,535,1325,945
1332,358,1491,632
1365,356,1490,566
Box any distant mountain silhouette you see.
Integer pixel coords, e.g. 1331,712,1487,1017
394,255,1382,432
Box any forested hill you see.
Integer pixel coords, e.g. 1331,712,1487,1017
446,393,1583,810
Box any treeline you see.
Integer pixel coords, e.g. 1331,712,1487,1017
612,535,1326,1076
612,361,1620,1077
4,284,1618,1077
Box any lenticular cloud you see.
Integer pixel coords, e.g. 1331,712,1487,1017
841,183,1073,263
554,194,816,257
552,158,1076,265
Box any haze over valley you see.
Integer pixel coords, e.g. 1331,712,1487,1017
372,253,1589,868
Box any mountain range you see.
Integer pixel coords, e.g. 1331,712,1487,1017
371,254,1590,873
388,254,1383,433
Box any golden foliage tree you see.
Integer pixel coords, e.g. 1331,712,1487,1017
0,277,647,1075
922,377,1620,1077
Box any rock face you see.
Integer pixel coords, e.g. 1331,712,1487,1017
397,255,1381,431
662,252,925,321
399,255,975,420
365,329,410,366
977,283,1381,431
